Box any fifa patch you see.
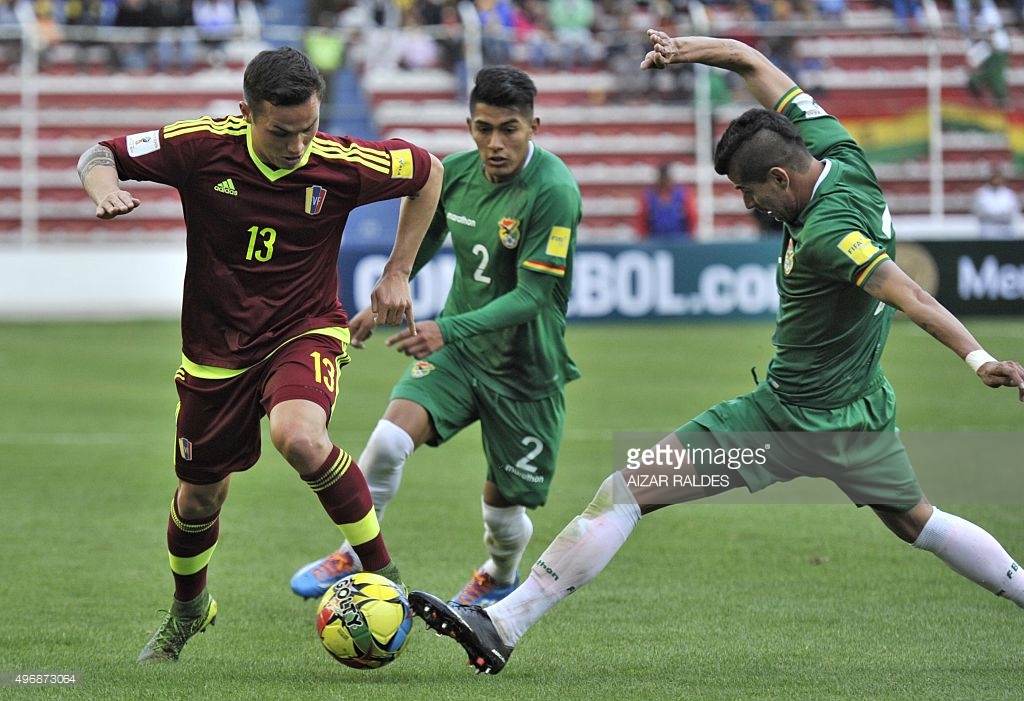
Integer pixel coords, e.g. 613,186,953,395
499,217,521,249
410,360,434,378
127,130,160,157
178,437,193,461
783,238,795,275
546,226,570,258
390,148,413,179
838,231,880,265
305,185,327,215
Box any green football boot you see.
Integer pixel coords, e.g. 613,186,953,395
137,591,217,663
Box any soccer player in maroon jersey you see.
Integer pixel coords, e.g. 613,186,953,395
77,45,443,663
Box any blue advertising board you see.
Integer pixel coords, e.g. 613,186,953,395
338,241,782,321
338,239,1024,322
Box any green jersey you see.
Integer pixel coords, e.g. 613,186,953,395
414,143,583,400
767,87,895,409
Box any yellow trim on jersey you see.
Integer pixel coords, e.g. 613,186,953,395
775,87,804,113
523,260,567,277
163,115,249,139
309,137,392,175
181,326,351,380
247,127,313,182
338,509,381,547
854,253,890,287
169,545,218,576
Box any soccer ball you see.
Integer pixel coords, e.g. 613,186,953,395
315,572,413,669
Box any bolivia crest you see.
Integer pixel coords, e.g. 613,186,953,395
498,217,521,249
783,237,795,275
411,360,435,378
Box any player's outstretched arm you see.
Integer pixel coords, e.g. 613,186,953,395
640,31,795,111
76,144,140,220
863,259,1024,400
371,153,444,332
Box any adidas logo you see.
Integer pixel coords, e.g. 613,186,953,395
214,178,238,196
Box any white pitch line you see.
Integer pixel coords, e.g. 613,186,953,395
0,433,164,445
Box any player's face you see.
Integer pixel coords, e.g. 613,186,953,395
241,96,320,171
468,103,538,183
730,166,799,224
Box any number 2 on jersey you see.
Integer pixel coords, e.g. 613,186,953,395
471,243,492,284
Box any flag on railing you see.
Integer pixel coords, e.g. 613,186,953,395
844,110,930,162
845,103,1022,169
1007,112,1024,171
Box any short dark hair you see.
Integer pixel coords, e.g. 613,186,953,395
469,65,537,117
713,108,812,182
243,46,326,112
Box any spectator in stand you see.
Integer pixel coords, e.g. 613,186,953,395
762,0,801,80
474,0,516,65
0,1,22,71
436,2,468,97
397,5,441,70
817,0,846,22
112,0,152,72
891,0,924,32
303,7,346,110
61,0,118,72
192,0,237,68
151,1,196,73
635,162,697,241
973,166,1022,239
548,0,600,69
965,0,1010,109
602,0,657,101
512,0,553,68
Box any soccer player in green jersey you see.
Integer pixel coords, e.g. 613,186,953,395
407,31,1024,674
77,46,443,662
290,65,583,606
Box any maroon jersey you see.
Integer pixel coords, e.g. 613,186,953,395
102,116,431,369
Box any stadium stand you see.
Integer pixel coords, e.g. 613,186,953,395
362,21,1024,241
1,0,1022,245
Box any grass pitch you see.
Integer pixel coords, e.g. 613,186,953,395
0,318,1021,701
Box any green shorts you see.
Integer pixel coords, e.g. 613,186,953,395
390,346,566,508
681,380,923,511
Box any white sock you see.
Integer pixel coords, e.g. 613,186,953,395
359,419,414,520
913,506,1024,607
487,472,641,646
479,500,533,585
334,420,414,558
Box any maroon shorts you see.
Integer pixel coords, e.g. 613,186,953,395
173,334,350,485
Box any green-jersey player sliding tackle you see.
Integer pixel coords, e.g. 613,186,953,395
407,30,1024,674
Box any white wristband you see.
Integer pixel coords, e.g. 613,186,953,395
965,349,998,372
